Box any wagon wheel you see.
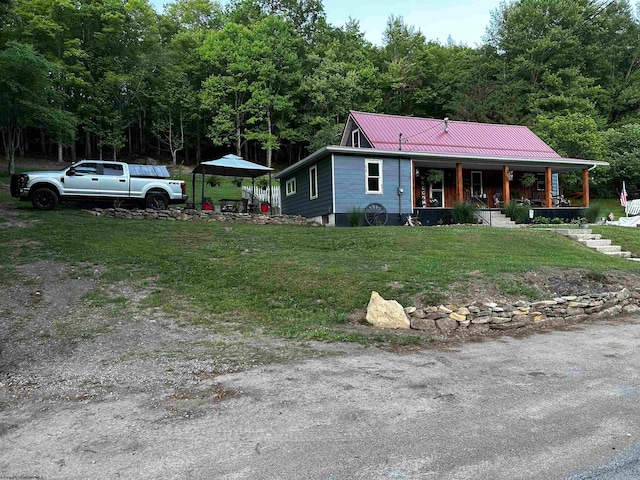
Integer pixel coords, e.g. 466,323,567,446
364,203,388,226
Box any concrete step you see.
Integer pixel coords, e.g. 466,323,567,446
475,211,517,228
579,239,612,247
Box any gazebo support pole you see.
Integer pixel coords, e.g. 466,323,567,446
191,172,196,209
201,172,205,206
269,173,272,214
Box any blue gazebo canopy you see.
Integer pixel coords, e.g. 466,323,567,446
191,154,273,178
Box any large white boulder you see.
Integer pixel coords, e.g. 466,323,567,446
366,291,410,329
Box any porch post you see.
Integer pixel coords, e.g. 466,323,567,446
582,168,590,207
545,167,553,208
456,163,463,203
502,165,510,204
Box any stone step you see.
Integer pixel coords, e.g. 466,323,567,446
555,228,637,261
604,251,632,258
593,245,622,253
579,239,611,247
551,228,592,235
568,233,601,241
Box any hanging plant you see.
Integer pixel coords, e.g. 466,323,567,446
427,169,443,184
520,172,536,188
256,177,269,190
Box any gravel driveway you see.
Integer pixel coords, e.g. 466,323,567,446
1,258,639,479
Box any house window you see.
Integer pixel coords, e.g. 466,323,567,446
366,159,383,194
309,165,318,200
536,173,545,191
352,129,360,148
285,178,296,196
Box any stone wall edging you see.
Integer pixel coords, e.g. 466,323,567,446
84,207,321,226
405,288,640,335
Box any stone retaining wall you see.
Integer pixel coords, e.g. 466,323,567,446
84,207,321,226
405,288,640,335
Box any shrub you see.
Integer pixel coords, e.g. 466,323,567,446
348,207,364,227
551,217,564,224
504,202,530,223
582,202,602,223
533,216,549,224
451,201,477,224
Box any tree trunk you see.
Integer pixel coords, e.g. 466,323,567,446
128,124,132,155
40,128,46,155
17,130,24,157
85,130,92,158
57,143,63,163
266,109,272,168
236,110,242,156
98,137,103,160
71,140,76,163
196,131,201,164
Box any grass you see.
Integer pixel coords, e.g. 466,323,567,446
2,203,640,344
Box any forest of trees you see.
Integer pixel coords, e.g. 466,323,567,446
1,0,639,196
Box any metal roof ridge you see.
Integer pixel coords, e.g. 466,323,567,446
350,110,534,129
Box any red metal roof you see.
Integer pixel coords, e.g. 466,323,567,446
348,111,562,159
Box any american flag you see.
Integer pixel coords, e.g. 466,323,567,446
620,181,628,208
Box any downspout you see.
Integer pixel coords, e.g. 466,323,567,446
398,157,403,221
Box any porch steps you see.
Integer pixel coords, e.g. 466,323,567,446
549,228,633,259
475,210,517,228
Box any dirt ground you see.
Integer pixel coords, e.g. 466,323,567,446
2,178,640,478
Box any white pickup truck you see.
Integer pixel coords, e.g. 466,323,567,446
10,160,188,210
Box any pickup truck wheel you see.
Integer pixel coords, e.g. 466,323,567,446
31,187,59,210
146,192,169,210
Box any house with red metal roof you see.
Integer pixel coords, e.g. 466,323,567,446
275,111,608,226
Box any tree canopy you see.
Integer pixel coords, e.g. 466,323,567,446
1,0,639,196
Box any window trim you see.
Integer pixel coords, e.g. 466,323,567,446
309,165,318,200
365,159,383,194
351,129,360,148
285,178,296,196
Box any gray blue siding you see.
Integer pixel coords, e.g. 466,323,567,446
333,155,413,215
280,155,333,217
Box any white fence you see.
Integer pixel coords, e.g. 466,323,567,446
242,185,281,209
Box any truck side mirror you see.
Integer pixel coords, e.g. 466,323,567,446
66,167,76,176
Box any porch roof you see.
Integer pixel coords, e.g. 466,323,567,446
274,146,608,179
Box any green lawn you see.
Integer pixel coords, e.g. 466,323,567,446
3,189,640,344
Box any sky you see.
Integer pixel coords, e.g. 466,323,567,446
150,0,505,47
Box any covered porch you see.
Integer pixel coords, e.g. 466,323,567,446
411,156,605,210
